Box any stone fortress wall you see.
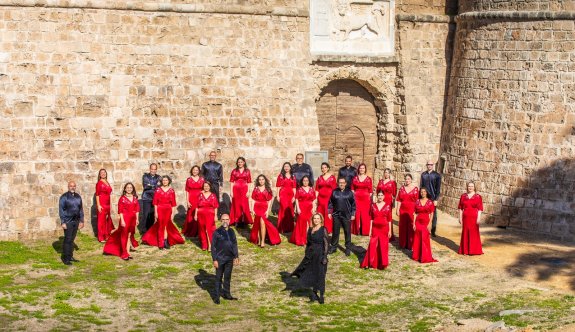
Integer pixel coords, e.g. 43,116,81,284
440,0,575,241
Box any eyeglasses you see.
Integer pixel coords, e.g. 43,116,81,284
426,164,433,166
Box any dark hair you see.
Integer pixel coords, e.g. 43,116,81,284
419,186,428,198
357,163,367,174
321,162,331,170
98,168,107,180
149,163,158,169
235,157,248,170
122,182,138,198
345,155,353,160
404,173,413,180
161,175,172,185
300,175,311,187
280,162,292,178
190,165,201,176
255,174,272,194
337,176,347,183
202,181,213,192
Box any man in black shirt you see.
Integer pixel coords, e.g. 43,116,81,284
328,177,356,256
141,163,160,233
211,214,239,304
58,181,85,265
292,153,314,187
337,155,357,190
201,151,224,200
420,160,441,236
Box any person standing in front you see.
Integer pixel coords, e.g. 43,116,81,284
103,182,140,260
328,177,356,256
315,162,337,234
396,174,419,250
458,181,484,255
338,155,357,190
360,191,391,270
275,162,297,233
59,181,85,265
292,153,314,187
211,214,239,304
95,168,114,242
351,163,373,236
141,163,161,233
201,151,224,201
196,182,219,251
141,175,184,249
290,176,317,246
229,157,253,226
412,187,437,263
183,165,204,238
250,175,281,247
420,160,441,236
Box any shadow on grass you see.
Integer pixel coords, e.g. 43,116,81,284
194,269,218,303
52,236,78,254
279,271,312,300
431,234,460,253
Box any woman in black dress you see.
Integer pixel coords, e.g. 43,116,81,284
291,213,329,304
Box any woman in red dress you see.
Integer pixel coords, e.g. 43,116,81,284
376,168,397,240
396,174,418,249
361,191,391,270
351,163,373,236
195,182,219,251
250,175,281,247
458,181,484,255
276,162,297,233
229,157,253,226
412,187,437,263
183,165,204,238
103,182,139,260
95,168,115,242
141,176,184,249
290,176,317,246
315,162,337,234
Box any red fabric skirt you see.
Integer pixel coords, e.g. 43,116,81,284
458,210,483,255
277,189,295,233
289,200,312,246
360,220,389,269
97,202,114,242
412,214,437,263
197,207,217,250
250,201,281,245
316,190,333,234
230,182,253,225
182,190,201,237
353,191,371,236
398,202,415,249
141,205,184,248
103,213,139,259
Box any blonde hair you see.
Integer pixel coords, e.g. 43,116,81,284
312,213,324,225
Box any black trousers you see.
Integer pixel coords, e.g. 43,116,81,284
62,221,79,262
431,209,438,233
215,259,233,298
331,215,351,249
142,200,155,232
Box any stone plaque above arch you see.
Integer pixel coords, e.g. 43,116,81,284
310,0,395,61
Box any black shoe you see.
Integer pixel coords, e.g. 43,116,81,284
214,297,220,304
222,295,238,301
328,247,337,255
345,248,351,256
310,291,318,303
63,261,72,266
318,294,325,304
431,232,437,237
70,257,80,262
164,239,170,249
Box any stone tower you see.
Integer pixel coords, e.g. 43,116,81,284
440,0,575,241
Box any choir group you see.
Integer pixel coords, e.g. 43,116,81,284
58,151,485,302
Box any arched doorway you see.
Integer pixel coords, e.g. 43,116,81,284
316,79,378,176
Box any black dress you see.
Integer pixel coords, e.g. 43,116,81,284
292,226,329,295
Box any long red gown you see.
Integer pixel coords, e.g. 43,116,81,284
458,193,484,255
250,188,281,245
351,175,373,236
412,199,437,263
376,179,397,224
289,187,316,246
361,203,391,269
183,176,204,237
230,169,253,225
141,187,184,248
95,180,114,242
315,174,336,234
397,186,419,249
103,195,140,259
276,174,297,233
197,192,219,250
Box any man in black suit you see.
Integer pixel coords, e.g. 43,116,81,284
58,181,85,265
328,177,356,256
337,155,357,190
211,214,239,304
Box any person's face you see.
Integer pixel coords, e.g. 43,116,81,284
237,159,245,168
126,184,134,194
258,176,265,186
302,177,309,187
203,183,211,192
220,215,230,228
209,152,216,161
421,189,428,198
162,178,169,186
427,162,434,171
99,169,107,179
405,176,412,186
312,215,322,227
377,192,384,202
321,164,328,174
384,169,390,179
68,182,76,193
283,164,290,173
467,183,475,193
338,179,346,190
358,165,366,175
296,155,303,165
150,165,157,175
345,158,352,167
192,167,200,176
